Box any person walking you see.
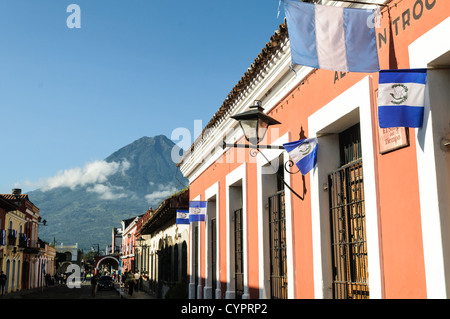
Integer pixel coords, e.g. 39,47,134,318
126,271,135,296
90,273,98,297
121,270,127,286
134,272,140,292
0,271,6,296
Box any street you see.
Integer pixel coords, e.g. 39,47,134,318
1,281,154,300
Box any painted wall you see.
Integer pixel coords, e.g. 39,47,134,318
184,0,450,299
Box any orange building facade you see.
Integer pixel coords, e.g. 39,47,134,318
178,0,450,299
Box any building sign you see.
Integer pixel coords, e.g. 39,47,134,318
377,0,437,49
379,127,409,154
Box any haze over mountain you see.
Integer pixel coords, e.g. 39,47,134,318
29,135,188,251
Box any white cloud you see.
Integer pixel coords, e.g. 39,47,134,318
145,184,178,204
29,160,130,192
86,184,127,200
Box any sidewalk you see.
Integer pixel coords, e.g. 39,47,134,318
115,283,156,299
1,285,56,299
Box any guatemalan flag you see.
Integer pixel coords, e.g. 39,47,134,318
283,0,380,73
378,69,427,128
189,201,206,222
176,209,190,225
283,138,318,175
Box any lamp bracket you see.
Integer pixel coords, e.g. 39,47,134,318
223,142,284,158
224,142,304,199
222,142,284,150
284,159,301,175
223,142,300,174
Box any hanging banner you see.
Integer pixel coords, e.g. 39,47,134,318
283,138,318,175
378,69,427,128
283,0,380,73
189,201,206,222
176,209,190,225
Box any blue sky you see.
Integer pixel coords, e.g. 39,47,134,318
0,0,283,194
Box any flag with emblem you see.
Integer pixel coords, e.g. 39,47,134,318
189,201,206,222
378,69,427,128
176,209,190,225
283,138,318,175
282,0,380,73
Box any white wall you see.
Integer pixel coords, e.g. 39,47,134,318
409,17,450,299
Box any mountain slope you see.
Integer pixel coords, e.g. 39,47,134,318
30,135,188,251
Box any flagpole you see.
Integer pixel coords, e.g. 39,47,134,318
223,141,284,150
330,0,388,7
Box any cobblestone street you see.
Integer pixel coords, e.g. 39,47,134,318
1,281,155,299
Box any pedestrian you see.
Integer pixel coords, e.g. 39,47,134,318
134,272,140,292
126,271,135,296
0,271,6,296
121,270,127,287
45,273,51,287
91,273,98,297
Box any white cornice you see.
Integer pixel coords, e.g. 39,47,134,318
180,40,313,182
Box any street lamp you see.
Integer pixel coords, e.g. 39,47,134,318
226,100,305,200
230,100,281,146
224,101,284,153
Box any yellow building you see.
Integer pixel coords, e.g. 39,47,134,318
42,243,56,283
2,209,27,293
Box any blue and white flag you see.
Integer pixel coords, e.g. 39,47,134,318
378,69,427,128
189,201,206,222
0,230,5,246
283,138,318,175
283,0,379,73
176,209,190,225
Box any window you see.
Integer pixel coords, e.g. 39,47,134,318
328,124,369,299
234,209,244,299
268,164,287,299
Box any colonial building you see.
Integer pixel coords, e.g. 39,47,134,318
0,189,51,293
178,0,450,299
120,215,142,273
42,243,56,284
108,227,122,255
136,188,189,298
0,198,26,293
55,242,80,274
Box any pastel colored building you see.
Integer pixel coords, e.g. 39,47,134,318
121,215,142,273
178,0,450,299
0,190,52,293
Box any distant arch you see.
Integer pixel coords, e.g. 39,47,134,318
94,255,119,270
